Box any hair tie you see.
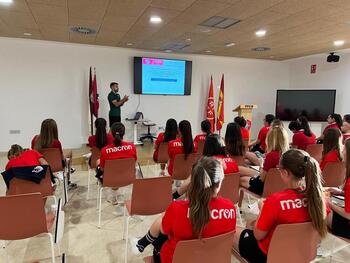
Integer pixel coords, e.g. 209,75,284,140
115,132,120,135
202,168,212,189
304,156,309,163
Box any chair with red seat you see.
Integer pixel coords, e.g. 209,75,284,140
218,173,243,226
156,142,169,164
41,148,68,204
123,176,172,263
232,223,318,263
6,168,56,206
97,158,136,228
172,153,200,181
143,230,235,263
0,193,65,263
239,168,287,206
322,162,346,187
306,144,323,163
85,146,101,199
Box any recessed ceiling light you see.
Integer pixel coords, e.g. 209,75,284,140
251,47,271,52
150,16,162,24
164,49,172,53
23,33,32,36
0,0,13,4
255,29,267,37
334,40,345,46
126,42,133,46
205,50,212,53
185,38,191,42
225,42,235,47
200,28,212,33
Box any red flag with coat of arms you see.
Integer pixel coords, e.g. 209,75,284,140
89,67,99,117
206,76,215,132
216,74,224,132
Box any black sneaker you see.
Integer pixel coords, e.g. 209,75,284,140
68,183,78,190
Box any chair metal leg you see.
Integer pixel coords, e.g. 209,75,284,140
96,181,100,210
98,187,104,228
236,204,243,227
124,216,130,263
123,206,127,240
2,240,6,248
87,168,91,200
47,233,56,263
62,172,68,205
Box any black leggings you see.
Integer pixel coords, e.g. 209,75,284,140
152,233,168,263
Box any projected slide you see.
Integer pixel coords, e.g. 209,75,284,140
142,58,186,95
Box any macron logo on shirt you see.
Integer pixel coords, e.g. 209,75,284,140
280,198,307,211
187,208,235,220
106,145,132,154
173,142,183,147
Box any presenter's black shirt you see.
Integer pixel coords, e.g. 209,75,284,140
108,92,121,117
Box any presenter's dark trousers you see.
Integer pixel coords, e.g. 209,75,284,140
109,115,121,127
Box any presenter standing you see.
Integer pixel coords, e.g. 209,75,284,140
108,82,129,127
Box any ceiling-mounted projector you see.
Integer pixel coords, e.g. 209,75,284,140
327,52,340,62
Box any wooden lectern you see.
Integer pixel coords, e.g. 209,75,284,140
233,104,257,121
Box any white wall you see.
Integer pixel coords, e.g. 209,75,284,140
0,37,289,151
287,49,350,136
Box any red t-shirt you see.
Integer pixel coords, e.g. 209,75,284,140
323,123,340,135
99,141,137,168
214,155,239,174
343,133,350,144
320,149,340,171
6,150,43,170
241,127,250,141
31,135,63,154
194,133,207,144
153,132,165,161
167,138,197,176
263,151,281,172
256,189,311,254
160,197,236,263
292,130,316,150
258,126,270,152
88,133,114,149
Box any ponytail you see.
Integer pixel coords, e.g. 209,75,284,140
95,118,108,149
281,150,327,238
188,157,224,237
303,156,328,238
110,122,125,147
179,120,194,159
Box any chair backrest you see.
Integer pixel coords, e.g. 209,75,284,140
306,144,323,163
172,230,235,263
197,140,205,156
231,155,245,166
130,176,172,215
322,162,346,187
267,222,319,263
90,147,101,169
157,142,169,163
0,193,48,240
103,158,136,187
262,168,287,197
41,148,64,173
172,153,200,180
218,173,240,204
7,169,54,198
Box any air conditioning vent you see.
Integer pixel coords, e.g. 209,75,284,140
70,26,96,35
251,47,271,52
199,16,240,29
162,42,191,50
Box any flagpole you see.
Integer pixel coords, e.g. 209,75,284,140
89,67,94,136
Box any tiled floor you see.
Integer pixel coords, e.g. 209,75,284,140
0,144,349,263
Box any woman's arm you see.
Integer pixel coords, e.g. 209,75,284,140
39,157,48,166
329,202,350,220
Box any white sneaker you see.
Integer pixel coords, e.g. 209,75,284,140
129,237,142,256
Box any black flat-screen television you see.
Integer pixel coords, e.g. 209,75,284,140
134,56,192,95
275,90,336,121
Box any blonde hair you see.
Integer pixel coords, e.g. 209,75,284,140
266,126,289,153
